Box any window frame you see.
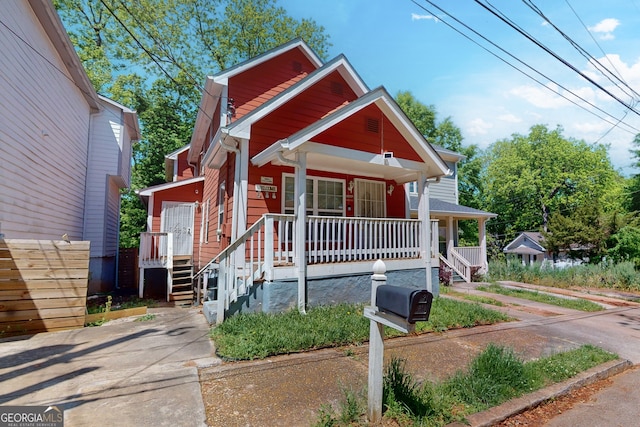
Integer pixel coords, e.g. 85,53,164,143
281,173,346,217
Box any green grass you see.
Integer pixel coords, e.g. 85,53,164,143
86,296,156,314
135,314,157,322
211,299,511,360
314,344,617,426
477,284,604,312
444,289,505,307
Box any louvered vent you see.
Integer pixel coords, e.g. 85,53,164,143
330,81,344,96
292,61,303,73
366,117,380,133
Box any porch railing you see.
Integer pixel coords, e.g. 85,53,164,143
306,216,421,263
454,246,482,267
139,232,173,269
449,247,471,283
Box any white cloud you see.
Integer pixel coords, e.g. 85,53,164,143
411,13,438,23
498,114,522,123
467,118,493,136
588,18,620,40
509,83,571,109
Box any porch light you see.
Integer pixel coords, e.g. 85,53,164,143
348,180,355,193
387,184,394,196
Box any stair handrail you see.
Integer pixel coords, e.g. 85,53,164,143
449,247,472,283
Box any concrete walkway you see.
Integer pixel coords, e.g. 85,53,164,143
0,307,218,427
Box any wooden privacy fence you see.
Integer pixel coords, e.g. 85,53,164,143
0,239,90,337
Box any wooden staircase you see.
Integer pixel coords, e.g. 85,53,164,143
169,256,194,305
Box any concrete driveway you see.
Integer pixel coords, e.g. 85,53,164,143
0,307,218,427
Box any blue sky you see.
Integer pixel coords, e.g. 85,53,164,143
279,0,640,175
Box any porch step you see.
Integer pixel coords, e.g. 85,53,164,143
171,257,194,305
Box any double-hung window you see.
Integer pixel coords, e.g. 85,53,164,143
282,175,345,216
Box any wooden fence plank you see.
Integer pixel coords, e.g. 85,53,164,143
0,278,88,290
0,239,89,336
0,268,89,280
0,297,86,312
0,306,85,322
0,287,87,300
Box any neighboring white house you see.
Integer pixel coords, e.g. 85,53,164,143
0,0,140,293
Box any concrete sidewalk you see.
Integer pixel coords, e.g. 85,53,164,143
0,307,218,427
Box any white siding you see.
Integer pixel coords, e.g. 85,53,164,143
83,100,129,257
0,1,92,240
430,161,459,204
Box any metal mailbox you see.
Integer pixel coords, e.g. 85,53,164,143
375,285,433,323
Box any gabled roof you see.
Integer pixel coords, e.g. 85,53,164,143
504,231,546,252
212,39,323,85
224,54,369,140
251,86,450,182
28,0,100,111
189,39,325,165
97,95,140,140
205,54,370,169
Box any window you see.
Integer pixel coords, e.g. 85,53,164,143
408,181,418,194
283,175,345,216
200,199,210,244
355,179,385,218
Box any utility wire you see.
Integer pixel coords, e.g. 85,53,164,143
411,0,640,135
525,0,640,103
476,0,640,118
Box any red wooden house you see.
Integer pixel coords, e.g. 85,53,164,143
137,40,494,322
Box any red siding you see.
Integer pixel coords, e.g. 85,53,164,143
176,150,194,180
248,70,359,157
229,49,319,119
149,181,204,236
312,104,423,162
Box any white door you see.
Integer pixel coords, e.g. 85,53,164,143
355,179,385,218
161,202,195,256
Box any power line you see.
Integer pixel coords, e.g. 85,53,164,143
475,0,640,119
412,0,640,136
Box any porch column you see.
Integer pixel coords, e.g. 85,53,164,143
417,173,433,293
478,218,487,272
295,151,307,313
231,138,249,240
447,216,454,259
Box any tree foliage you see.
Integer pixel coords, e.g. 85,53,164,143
483,125,622,243
54,0,331,247
543,202,606,261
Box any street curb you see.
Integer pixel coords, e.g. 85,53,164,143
446,358,633,427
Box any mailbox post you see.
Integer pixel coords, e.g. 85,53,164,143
364,259,433,423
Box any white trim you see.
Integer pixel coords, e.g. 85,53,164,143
212,39,323,85
227,56,368,140
282,173,346,216
137,176,205,197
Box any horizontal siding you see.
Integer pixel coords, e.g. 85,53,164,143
429,176,458,204
0,1,91,240
230,49,319,119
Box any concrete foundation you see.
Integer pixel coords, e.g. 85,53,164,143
203,267,440,323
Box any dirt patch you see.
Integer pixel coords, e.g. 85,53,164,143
496,376,614,426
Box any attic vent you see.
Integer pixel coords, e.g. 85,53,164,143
292,61,303,73
366,117,380,133
330,81,344,96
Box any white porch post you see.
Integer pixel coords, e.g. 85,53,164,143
447,216,454,259
478,218,487,271
230,139,248,240
295,152,307,313
417,173,433,293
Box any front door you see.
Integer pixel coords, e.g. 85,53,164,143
161,202,195,256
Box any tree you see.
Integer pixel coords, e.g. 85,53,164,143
543,202,606,262
483,125,622,242
54,0,331,247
